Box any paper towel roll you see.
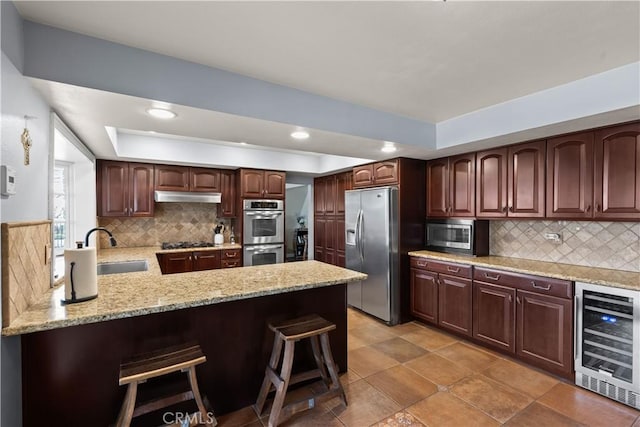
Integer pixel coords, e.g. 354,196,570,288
64,247,98,303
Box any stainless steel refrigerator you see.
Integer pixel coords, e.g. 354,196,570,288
345,186,399,325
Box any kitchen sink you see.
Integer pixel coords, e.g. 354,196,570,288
97,260,148,275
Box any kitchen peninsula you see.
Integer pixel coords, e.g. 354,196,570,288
3,248,366,427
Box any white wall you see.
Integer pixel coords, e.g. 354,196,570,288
1,51,53,427
285,185,310,258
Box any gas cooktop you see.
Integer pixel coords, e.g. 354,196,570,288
161,241,216,250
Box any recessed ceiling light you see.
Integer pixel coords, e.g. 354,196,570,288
146,108,176,119
239,141,248,145
290,130,310,140
381,141,397,153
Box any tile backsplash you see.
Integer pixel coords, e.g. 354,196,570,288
98,203,234,248
490,221,640,272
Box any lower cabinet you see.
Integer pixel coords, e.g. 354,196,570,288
410,269,438,324
409,258,472,336
516,290,573,377
473,281,516,353
438,274,472,337
410,256,574,379
158,249,241,274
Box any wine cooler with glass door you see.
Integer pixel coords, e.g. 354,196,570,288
575,282,640,409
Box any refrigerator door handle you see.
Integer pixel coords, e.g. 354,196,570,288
357,209,364,262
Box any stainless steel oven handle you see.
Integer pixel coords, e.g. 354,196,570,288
246,245,283,251
244,212,282,219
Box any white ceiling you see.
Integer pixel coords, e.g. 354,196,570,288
13,1,640,171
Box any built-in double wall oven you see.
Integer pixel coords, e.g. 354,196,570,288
243,199,285,266
575,282,640,409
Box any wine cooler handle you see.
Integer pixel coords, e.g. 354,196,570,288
574,295,579,361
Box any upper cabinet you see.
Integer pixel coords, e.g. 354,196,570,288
426,154,475,218
239,169,285,199
97,160,154,217
155,165,220,192
476,141,544,218
546,132,594,218
594,122,640,219
353,159,399,188
218,170,236,217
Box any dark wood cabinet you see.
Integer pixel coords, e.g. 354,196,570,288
438,274,472,337
546,132,594,218
594,122,640,219
517,290,573,377
426,158,449,217
410,268,438,325
159,251,193,275
353,159,399,188
97,160,154,217
410,258,472,336
476,148,508,217
190,168,220,192
155,165,222,193
508,140,545,217
239,169,285,199
158,249,238,274
426,154,475,217
155,165,189,191
314,171,351,266
352,164,373,187
192,250,220,271
475,140,544,218
473,281,516,353
264,171,286,198
218,170,236,217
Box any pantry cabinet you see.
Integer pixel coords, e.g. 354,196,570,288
314,171,351,266
97,160,154,217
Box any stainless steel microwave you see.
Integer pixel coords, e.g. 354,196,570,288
425,219,489,256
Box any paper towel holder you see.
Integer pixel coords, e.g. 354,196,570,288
61,241,99,305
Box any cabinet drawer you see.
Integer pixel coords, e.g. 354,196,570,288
222,249,241,259
221,259,241,268
409,257,472,278
474,267,572,299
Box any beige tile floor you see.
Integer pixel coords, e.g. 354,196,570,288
216,308,640,427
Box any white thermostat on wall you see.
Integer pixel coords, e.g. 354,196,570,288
1,165,17,196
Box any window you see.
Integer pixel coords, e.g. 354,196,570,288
53,162,71,256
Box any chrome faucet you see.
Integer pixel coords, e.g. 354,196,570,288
84,227,117,247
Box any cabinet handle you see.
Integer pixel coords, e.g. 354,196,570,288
586,205,591,213
447,266,460,273
508,294,513,302
189,256,193,261
516,296,521,304
484,272,500,280
226,252,237,258
595,204,601,212
531,281,551,291
502,206,507,213
508,206,513,212
416,261,428,267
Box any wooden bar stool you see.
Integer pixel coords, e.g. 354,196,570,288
254,314,347,427
116,343,215,426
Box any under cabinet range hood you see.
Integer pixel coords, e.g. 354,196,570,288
154,191,221,203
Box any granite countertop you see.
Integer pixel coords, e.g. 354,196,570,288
2,247,366,336
409,250,640,291
153,243,242,254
